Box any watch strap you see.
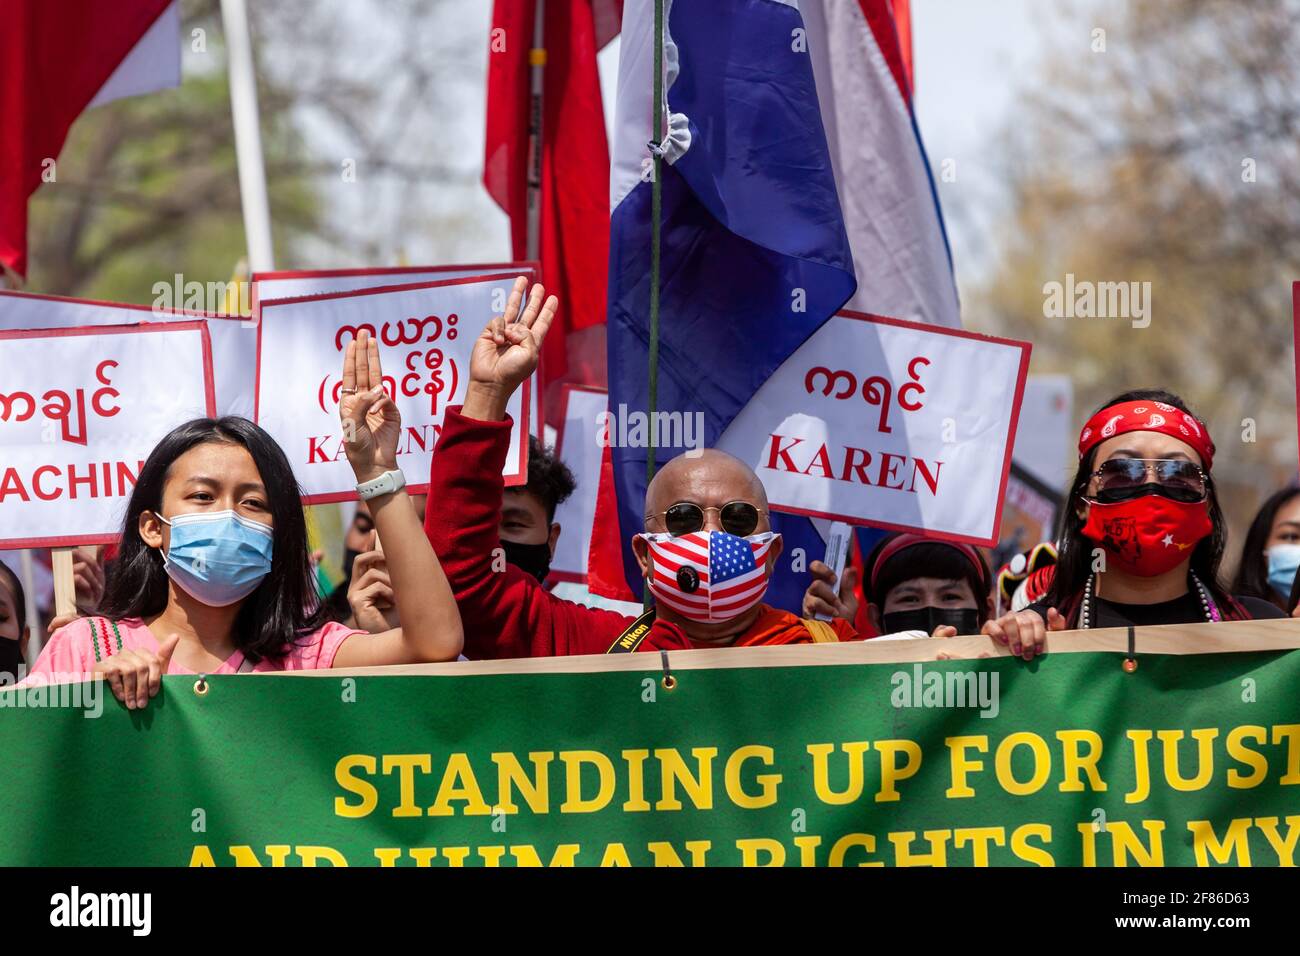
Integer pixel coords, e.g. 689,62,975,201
356,469,406,501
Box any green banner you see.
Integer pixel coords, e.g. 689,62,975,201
2,639,1299,866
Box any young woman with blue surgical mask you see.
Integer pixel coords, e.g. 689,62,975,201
26,331,463,706
1232,484,1300,615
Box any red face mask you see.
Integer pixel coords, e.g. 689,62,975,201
1080,494,1212,577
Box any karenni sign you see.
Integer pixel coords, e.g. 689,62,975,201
255,275,530,503
252,264,544,439
717,311,1031,546
0,290,255,418
0,323,216,548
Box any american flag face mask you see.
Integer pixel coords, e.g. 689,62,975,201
640,530,780,623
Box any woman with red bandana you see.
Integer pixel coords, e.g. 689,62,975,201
983,388,1286,660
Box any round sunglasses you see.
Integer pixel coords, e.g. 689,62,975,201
644,501,766,537
1089,458,1209,504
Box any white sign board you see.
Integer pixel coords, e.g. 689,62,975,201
0,290,253,418
717,311,1031,546
0,323,215,548
550,386,607,584
253,263,544,437
255,275,531,503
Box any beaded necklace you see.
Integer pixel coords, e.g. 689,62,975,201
1079,572,1221,630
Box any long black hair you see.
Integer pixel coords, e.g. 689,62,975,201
0,559,27,638
98,417,324,662
1232,484,1300,606
1044,388,1240,623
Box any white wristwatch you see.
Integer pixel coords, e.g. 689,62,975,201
356,469,406,501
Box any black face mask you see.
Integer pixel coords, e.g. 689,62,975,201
0,637,23,683
501,539,552,583
341,548,362,583
882,606,981,637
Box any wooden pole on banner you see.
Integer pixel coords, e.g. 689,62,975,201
525,0,547,262
51,548,76,619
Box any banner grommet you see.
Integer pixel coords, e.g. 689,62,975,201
1123,625,1137,672
660,649,676,690
194,675,210,697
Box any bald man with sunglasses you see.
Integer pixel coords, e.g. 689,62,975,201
423,279,857,659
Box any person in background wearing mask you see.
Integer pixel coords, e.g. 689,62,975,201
324,494,426,626
980,389,1286,661
423,278,858,658
24,331,464,706
1231,484,1300,616
345,444,570,632
803,533,992,638
500,436,576,583
0,560,31,680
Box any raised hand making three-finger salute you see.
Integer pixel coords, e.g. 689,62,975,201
25,327,464,709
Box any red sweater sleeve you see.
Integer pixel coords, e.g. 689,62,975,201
425,406,648,658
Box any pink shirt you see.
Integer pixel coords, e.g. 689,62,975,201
27,616,360,683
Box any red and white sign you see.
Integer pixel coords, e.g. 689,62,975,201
716,311,1031,546
255,275,531,503
550,385,608,584
0,290,253,417
252,262,544,437
0,323,215,548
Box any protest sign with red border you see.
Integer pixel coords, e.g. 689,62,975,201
254,274,531,504
716,310,1031,547
0,322,216,548
251,262,544,437
0,289,252,417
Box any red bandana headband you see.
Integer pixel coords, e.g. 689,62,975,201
869,533,989,593
1077,400,1215,468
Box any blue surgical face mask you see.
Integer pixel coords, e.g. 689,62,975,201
159,510,274,607
1266,544,1300,600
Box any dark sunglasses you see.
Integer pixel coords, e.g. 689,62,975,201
1090,458,1209,504
644,501,765,537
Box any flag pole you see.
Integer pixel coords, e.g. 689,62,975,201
641,0,666,611
525,0,547,261
220,0,275,272
646,0,665,487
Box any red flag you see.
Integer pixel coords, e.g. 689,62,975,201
483,0,615,421
0,0,176,278
889,0,914,91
